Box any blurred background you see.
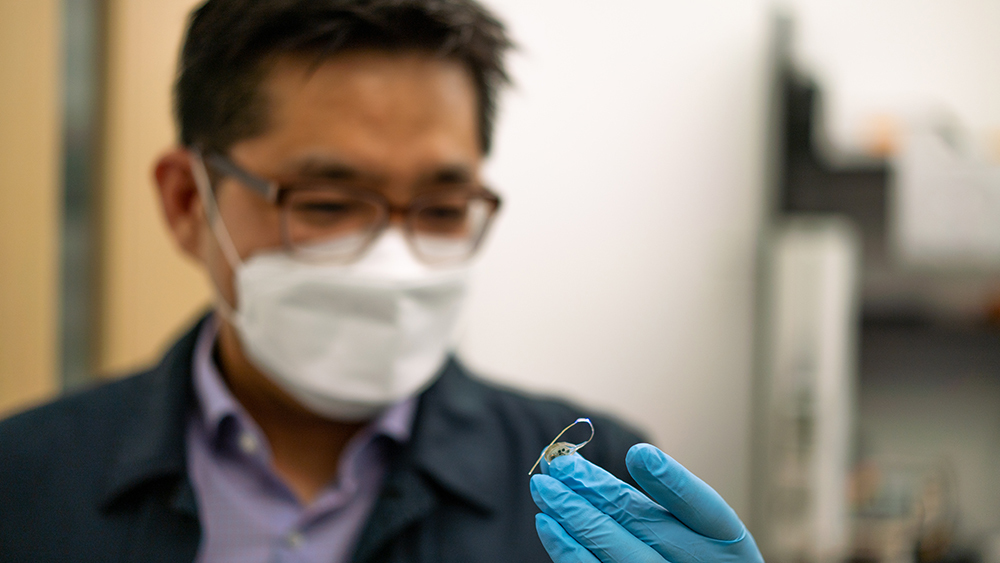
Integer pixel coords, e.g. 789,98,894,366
2,1,999,562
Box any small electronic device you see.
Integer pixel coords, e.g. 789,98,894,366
528,417,594,475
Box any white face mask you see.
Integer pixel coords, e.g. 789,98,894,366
193,159,468,420
229,233,467,420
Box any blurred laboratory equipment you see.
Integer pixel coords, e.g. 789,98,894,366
893,119,1000,270
753,218,861,563
752,13,1000,563
848,458,958,563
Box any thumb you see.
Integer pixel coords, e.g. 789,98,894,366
626,443,744,541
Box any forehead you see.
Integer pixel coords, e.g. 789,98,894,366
234,50,481,172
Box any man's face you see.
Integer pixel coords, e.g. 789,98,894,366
198,50,483,306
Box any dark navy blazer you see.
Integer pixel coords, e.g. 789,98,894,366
0,318,645,562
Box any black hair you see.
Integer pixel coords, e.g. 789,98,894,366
176,0,512,154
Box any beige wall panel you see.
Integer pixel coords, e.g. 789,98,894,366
0,0,61,415
99,0,209,376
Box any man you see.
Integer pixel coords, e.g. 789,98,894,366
0,1,764,562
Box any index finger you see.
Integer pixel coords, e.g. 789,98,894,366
626,443,744,541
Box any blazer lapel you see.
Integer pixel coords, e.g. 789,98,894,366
351,358,500,563
97,315,209,563
350,450,439,563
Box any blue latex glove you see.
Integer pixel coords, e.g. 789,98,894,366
530,443,764,563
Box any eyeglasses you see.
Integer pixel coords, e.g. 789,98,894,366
194,150,501,265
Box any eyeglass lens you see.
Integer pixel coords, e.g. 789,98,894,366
282,187,496,264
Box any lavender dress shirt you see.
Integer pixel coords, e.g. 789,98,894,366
185,317,417,563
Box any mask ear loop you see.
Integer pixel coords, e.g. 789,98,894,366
190,148,244,319
528,417,594,476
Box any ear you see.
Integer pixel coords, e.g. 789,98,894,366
153,147,208,262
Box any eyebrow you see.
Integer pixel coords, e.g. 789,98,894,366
286,156,367,181
431,165,474,184
285,155,476,186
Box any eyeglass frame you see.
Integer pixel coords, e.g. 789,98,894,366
191,148,502,265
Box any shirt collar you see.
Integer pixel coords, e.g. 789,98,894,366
190,315,239,444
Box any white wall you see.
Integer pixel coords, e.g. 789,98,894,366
459,0,772,518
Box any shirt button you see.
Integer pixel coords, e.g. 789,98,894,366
286,531,304,549
238,432,258,455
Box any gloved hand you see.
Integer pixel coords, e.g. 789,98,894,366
530,443,764,563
